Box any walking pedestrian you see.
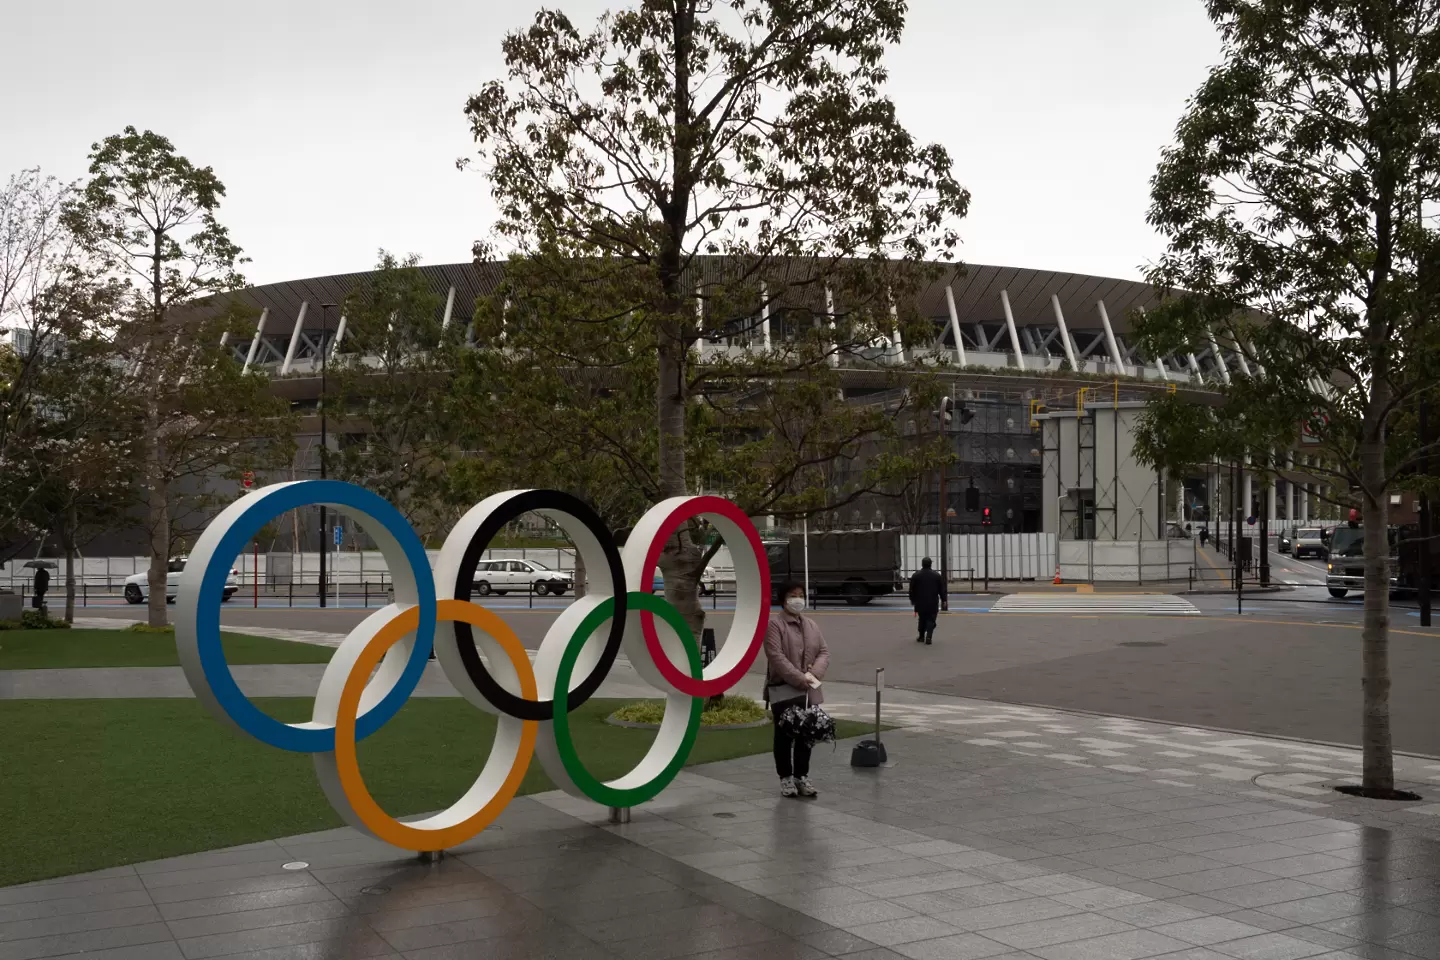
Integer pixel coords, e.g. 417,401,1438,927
763,581,829,799
31,566,49,611
1198,527,1210,548
908,557,945,645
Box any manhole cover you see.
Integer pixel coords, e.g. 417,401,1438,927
281,861,309,871
360,885,390,896
713,812,737,819
1119,641,1166,648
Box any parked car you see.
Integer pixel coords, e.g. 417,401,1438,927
470,558,572,597
124,557,239,604
1292,527,1328,560
651,566,719,595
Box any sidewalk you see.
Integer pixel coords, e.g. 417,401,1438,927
6,677,1440,958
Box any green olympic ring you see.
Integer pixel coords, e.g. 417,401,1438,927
547,592,703,807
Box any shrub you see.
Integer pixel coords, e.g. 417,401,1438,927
611,695,767,727
0,610,72,630
125,623,175,634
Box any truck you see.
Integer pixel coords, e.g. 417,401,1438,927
1325,522,1405,598
763,529,902,605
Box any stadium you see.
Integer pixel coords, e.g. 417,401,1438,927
195,258,1331,549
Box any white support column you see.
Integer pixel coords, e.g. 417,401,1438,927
1299,455,1310,523
1286,452,1296,521
760,283,772,351
888,300,906,363
331,315,347,358
1187,351,1203,382
823,286,839,366
695,288,706,360
999,289,1026,371
1233,337,1252,377
280,302,310,375
1267,451,1278,525
1176,477,1186,523
1242,471,1253,521
440,286,456,330
1048,294,1078,370
218,331,230,349
944,284,968,366
1095,300,1125,374
243,307,269,373
1207,328,1232,384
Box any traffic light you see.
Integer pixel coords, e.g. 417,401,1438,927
982,507,992,526
965,484,979,512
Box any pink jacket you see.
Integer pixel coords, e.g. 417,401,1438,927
763,611,830,705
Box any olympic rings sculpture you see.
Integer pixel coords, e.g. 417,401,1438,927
175,481,770,851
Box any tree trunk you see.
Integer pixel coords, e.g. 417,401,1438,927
145,417,170,628
1359,418,1393,793
573,547,586,595
655,326,706,639
62,505,76,624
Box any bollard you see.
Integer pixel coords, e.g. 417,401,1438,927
850,668,888,767
417,850,445,864
607,807,631,824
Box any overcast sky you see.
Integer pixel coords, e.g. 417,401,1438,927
1,1,1221,288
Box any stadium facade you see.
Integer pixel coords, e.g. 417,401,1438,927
184,259,1331,551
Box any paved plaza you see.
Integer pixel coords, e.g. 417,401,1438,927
6,674,1440,960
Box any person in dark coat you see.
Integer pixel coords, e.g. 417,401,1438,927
908,557,945,645
31,566,49,610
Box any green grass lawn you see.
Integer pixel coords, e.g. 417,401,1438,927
0,698,875,886
0,629,334,669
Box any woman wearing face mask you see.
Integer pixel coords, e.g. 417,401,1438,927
763,581,830,798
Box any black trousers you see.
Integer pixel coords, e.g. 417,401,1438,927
771,702,812,779
916,608,937,639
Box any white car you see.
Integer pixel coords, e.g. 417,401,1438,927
1292,527,1328,560
124,557,240,604
471,559,573,597
652,566,720,595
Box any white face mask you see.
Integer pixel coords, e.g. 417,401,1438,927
785,597,806,615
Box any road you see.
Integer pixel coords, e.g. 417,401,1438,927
78,548,1440,755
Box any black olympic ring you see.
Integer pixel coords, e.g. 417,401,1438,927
451,490,628,722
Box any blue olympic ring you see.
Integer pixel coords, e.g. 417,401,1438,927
180,480,437,752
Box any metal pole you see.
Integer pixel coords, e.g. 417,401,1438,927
1259,499,1270,587
874,668,884,748
1421,400,1433,626
803,515,811,604
319,303,333,609
983,532,989,592
253,542,259,608
939,468,949,611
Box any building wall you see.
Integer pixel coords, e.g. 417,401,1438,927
1042,403,1164,541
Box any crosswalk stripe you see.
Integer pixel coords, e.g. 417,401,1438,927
990,594,1200,616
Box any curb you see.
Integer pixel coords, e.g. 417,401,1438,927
605,715,770,731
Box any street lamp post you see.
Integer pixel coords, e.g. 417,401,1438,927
318,303,336,608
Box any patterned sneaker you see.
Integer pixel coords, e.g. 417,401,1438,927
780,777,798,798
796,776,818,798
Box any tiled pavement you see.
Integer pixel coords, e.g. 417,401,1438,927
7,703,1440,960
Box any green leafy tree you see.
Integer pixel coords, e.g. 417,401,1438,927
329,252,470,545
64,128,295,626
1132,0,1440,795
462,1,967,632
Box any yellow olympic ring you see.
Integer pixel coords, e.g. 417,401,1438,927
313,600,538,849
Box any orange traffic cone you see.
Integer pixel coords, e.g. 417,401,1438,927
1053,564,1063,585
